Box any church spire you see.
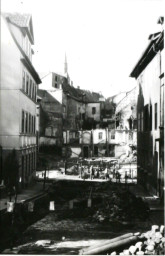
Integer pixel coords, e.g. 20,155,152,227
64,53,68,74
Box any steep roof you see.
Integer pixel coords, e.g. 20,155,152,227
130,30,164,78
3,12,34,44
5,13,31,27
62,79,102,103
38,89,61,105
1,12,41,84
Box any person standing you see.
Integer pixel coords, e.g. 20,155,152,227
90,165,93,180
97,168,100,178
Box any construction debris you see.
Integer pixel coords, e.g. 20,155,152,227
79,233,135,255
59,185,149,224
109,225,165,255
91,189,149,223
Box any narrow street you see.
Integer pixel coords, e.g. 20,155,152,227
0,1,164,255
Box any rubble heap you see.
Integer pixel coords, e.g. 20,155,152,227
59,185,150,224
92,189,149,223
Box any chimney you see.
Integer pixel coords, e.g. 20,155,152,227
77,86,80,89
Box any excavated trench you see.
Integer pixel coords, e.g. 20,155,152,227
1,180,164,254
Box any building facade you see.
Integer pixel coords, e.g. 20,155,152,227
115,86,138,130
37,89,63,148
78,128,137,158
130,18,164,198
0,13,41,187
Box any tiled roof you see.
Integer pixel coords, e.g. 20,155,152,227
38,89,61,105
3,12,31,27
62,79,102,103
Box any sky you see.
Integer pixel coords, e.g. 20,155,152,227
1,0,164,97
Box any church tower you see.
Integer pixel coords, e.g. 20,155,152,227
64,53,68,75
64,53,70,84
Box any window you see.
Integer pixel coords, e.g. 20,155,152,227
149,105,152,131
53,75,58,88
32,82,35,100
55,83,58,88
29,79,32,97
26,75,29,94
32,116,33,133
22,71,26,91
98,132,103,140
155,103,157,129
34,116,36,134
22,110,25,133
25,112,28,133
35,85,37,101
111,130,115,139
29,114,31,133
33,84,36,101
92,107,96,115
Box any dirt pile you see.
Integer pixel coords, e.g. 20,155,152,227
92,190,149,223
57,183,150,225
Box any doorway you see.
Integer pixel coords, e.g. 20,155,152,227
83,146,89,158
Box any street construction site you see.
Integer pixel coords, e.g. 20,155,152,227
3,177,164,255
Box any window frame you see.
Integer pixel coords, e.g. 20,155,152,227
22,110,25,133
92,107,96,115
98,132,103,140
154,103,157,130
25,112,28,133
26,74,29,94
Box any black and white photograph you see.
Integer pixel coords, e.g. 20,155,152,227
0,0,164,254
